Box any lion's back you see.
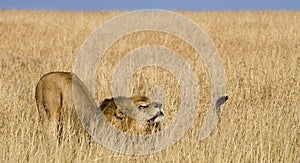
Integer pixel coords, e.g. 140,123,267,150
36,72,74,107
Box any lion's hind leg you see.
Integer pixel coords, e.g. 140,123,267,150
39,88,62,141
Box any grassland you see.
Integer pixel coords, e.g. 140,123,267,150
0,10,299,162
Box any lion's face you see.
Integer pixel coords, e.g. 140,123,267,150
136,101,164,124
100,95,164,134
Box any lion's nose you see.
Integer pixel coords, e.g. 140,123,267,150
154,103,162,109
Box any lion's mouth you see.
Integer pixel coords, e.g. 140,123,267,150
147,111,164,123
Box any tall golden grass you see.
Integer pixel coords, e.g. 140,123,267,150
0,10,299,162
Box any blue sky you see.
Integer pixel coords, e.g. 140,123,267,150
0,0,299,11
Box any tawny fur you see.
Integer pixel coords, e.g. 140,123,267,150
35,72,164,140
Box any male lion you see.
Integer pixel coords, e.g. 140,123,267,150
35,72,164,140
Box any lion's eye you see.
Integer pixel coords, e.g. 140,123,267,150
138,105,149,109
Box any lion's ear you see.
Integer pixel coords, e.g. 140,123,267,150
115,109,126,120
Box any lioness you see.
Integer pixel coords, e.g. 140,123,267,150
35,72,164,140
99,95,164,134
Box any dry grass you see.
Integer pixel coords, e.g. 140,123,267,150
0,10,299,162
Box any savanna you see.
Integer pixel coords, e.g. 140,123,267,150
0,10,299,162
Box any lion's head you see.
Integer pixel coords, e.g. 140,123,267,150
99,95,164,134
